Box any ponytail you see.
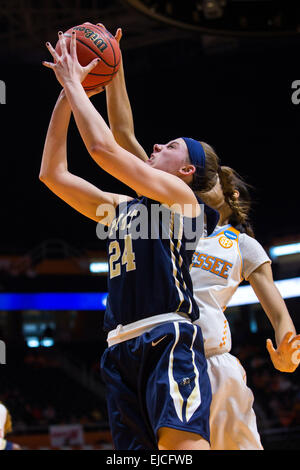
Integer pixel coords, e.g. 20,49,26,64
218,166,255,238
189,140,255,238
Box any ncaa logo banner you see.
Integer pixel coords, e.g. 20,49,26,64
224,230,238,240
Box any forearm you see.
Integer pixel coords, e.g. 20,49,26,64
40,92,71,179
64,80,117,158
263,289,296,346
106,57,149,161
250,273,296,346
106,55,134,139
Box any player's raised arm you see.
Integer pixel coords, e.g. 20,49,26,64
43,31,200,217
248,262,300,372
39,88,131,224
103,26,149,162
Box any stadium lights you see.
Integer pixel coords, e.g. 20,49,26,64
89,262,109,273
27,337,40,348
0,277,299,310
26,337,55,348
227,277,300,307
41,338,54,347
269,242,300,259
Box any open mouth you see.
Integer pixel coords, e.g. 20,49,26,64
146,154,155,164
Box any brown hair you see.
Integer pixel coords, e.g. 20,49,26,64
193,142,255,238
4,409,12,435
218,166,255,238
0,402,12,435
189,141,220,193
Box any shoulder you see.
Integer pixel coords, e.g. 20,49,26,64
238,233,267,252
238,233,271,280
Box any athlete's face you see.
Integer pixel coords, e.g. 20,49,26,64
146,138,194,179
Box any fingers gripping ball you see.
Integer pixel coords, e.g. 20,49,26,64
55,23,121,90
291,340,300,365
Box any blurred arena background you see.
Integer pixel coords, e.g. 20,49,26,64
0,0,300,450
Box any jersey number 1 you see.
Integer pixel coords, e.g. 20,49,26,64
109,234,136,279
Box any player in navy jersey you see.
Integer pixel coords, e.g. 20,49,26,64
41,31,221,450
101,27,300,450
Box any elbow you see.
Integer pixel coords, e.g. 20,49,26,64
90,141,118,162
39,169,54,185
39,169,59,186
39,171,48,183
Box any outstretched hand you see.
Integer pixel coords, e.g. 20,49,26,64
43,30,99,87
266,331,300,373
95,23,122,43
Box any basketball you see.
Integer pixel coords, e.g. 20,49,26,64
55,23,121,90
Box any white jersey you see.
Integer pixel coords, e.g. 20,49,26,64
191,224,271,449
0,403,7,439
191,224,271,357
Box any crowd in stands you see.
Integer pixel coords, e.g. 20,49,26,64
0,346,107,432
231,331,300,432
1,332,300,440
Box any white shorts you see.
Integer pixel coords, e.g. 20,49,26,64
207,352,263,450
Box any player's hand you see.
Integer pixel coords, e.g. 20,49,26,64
96,23,123,91
43,31,99,87
95,23,123,43
83,22,122,43
266,331,300,373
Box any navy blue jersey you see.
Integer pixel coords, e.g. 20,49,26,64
103,196,218,332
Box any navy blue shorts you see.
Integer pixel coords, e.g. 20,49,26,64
101,321,211,450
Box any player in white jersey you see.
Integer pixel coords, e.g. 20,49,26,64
0,402,21,450
87,25,300,449
192,170,300,449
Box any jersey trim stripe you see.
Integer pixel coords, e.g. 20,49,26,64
206,224,231,239
168,323,202,423
175,214,193,314
169,213,189,313
236,234,244,281
168,322,184,421
186,325,202,422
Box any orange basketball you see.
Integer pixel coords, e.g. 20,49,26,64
55,23,121,90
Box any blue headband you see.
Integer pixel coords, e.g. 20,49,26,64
181,137,206,178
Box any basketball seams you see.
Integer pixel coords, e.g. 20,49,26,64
79,25,120,68
92,24,119,69
64,33,115,68
89,70,120,77
84,79,112,91
57,25,121,89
